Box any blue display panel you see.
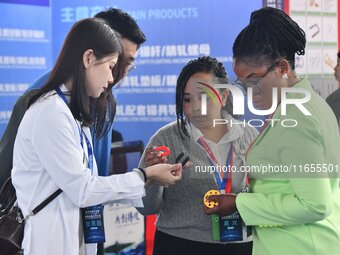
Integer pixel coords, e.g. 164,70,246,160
0,2,51,137
51,0,262,144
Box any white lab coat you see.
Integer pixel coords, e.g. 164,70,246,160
12,85,145,255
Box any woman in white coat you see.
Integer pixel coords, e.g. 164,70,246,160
11,18,182,255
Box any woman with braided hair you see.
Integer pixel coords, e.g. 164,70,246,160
204,7,340,255
137,56,258,255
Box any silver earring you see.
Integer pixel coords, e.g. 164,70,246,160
282,73,288,79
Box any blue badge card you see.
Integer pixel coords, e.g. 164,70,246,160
219,211,243,241
82,204,106,243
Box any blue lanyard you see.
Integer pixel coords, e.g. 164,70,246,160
55,87,93,173
82,132,93,172
197,137,233,192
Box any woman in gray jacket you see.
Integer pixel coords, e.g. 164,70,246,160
137,56,258,255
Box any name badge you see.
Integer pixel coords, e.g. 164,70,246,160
212,211,252,242
81,204,105,243
219,211,243,241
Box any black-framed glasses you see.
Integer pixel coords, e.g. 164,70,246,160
234,60,280,95
110,62,136,90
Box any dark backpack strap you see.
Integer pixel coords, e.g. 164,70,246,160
0,177,63,218
0,177,16,214
31,189,62,215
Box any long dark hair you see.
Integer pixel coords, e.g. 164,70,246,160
233,7,306,68
27,18,123,138
176,56,234,138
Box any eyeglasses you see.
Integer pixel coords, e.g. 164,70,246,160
127,61,136,72
110,62,136,89
234,60,280,95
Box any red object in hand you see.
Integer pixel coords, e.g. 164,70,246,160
154,146,170,157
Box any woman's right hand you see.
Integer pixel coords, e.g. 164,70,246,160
144,163,182,186
144,146,168,166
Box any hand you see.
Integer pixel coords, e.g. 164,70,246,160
144,146,167,166
145,163,182,187
203,194,237,216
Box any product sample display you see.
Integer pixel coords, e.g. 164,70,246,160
204,190,221,208
154,146,171,157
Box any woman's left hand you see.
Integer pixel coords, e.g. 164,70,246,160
203,194,237,216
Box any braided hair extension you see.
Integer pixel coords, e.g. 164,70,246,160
176,56,234,139
233,7,306,69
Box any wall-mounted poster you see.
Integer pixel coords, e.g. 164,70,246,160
289,0,339,98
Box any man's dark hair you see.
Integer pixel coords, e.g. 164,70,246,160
233,7,306,69
95,8,146,48
337,51,340,59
